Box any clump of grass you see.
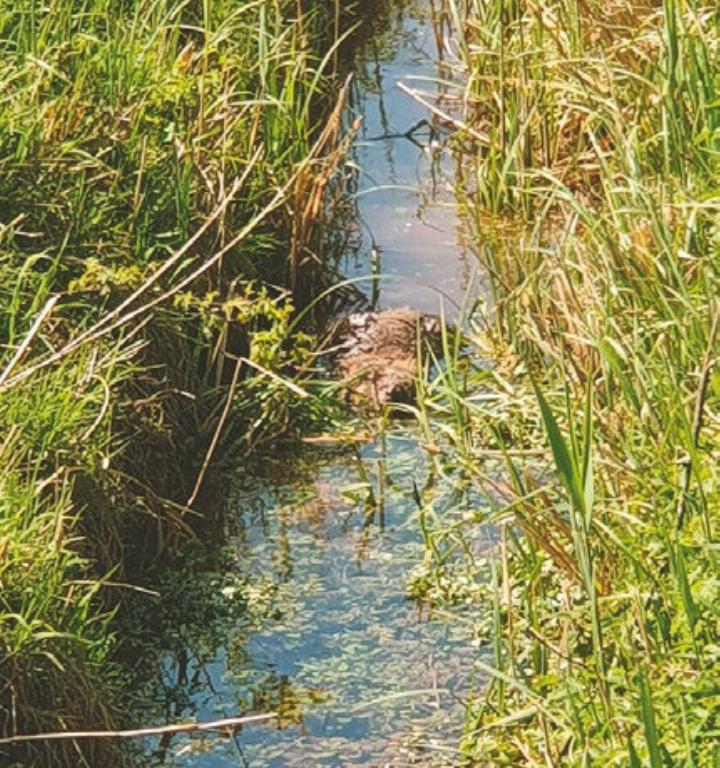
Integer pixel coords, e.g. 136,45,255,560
416,0,720,763
0,0,355,764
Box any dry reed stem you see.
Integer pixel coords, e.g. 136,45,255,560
676,299,720,529
186,356,243,508
0,713,277,745
0,296,59,387
289,75,358,288
397,81,489,144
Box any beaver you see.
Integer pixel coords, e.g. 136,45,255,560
332,308,444,408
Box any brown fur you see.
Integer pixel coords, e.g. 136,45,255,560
333,308,442,408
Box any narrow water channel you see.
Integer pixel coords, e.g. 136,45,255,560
343,0,473,315
133,3,486,765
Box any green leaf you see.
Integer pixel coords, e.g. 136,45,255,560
673,544,699,630
532,381,586,519
638,668,663,768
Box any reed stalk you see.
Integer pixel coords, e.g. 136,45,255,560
417,0,720,762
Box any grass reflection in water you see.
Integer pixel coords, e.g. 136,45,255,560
130,431,489,767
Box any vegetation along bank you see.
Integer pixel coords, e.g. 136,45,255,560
0,0,355,765
412,0,720,764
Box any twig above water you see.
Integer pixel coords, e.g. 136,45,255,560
0,713,277,746
396,81,489,145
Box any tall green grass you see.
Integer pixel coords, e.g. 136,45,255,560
417,0,720,763
0,0,352,764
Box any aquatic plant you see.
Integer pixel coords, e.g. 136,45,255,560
415,0,720,763
0,0,354,764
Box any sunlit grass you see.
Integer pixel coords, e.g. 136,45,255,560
415,0,720,764
0,0,351,764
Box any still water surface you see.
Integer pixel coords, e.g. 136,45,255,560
342,0,475,315
138,3,485,765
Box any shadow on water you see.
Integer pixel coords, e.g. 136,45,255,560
123,2,490,765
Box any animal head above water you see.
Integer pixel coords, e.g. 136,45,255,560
333,308,449,408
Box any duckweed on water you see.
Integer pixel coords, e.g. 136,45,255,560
125,433,490,767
